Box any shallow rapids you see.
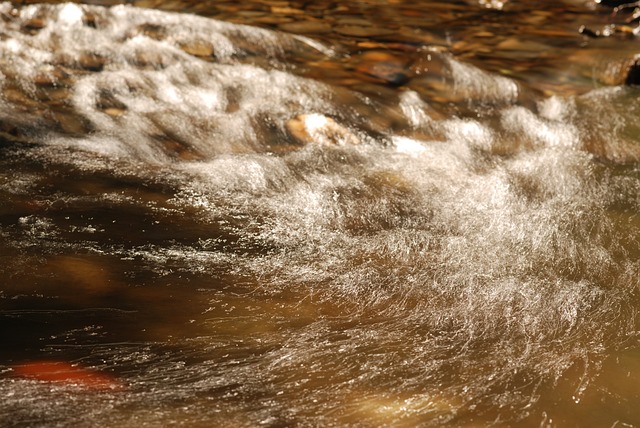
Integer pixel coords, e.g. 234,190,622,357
1,2,640,427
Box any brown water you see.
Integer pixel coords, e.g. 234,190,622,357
1,1,640,426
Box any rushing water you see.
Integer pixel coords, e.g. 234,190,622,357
1,1,640,426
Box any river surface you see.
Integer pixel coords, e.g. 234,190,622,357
1,1,640,426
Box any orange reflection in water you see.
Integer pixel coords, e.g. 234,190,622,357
12,361,124,391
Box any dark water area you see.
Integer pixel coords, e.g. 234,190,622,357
1,0,640,426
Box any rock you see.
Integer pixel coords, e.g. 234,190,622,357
21,18,46,32
128,50,172,69
3,87,33,106
33,68,69,87
496,38,551,53
12,360,123,390
97,89,127,113
278,20,332,34
77,53,108,72
104,107,126,117
82,12,98,29
571,49,640,86
354,51,413,86
51,110,91,135
0,121,28,144
286,114,361,146
41,87,71,104
578,25,600,38
180,42,214,58
578,24,635,38
158,136,203,160
334,25,396,38
253,15,295,25
625,56,640,84
135,23,166,41
271,6,305,15
235,11,267,19
336,18,374,27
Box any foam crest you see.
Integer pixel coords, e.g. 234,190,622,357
501,105,580,149
0,3,334,160
575,87,640,163
447,56,519,104
160,93,640,420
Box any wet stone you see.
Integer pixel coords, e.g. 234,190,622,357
253,15,295,25
474,31,495,38
495,38,551,53
97,89,127,113
180,41,214,58
278,20,332,34
354,51,413,86
11,360,124,391
40,87,71,104
21,17,45,32
3,87,40,109
570,49,640,86
625,56,640,85
336,17,374,27
77,53,108,72
103,107,126,117
51,255,115,296
50,110,92,135
271,6,305,15
82,13,98,29
32,68,70,87
616,25,638,35
583,133,640,164
127,50,173,69
334,25,396,37
304,4,328,16
0,121,27,143
234,11,267,19
156,135,204,160
355,41,420,52
135,23,167,40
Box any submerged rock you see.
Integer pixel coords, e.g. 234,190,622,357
278,20,332,34
625,56,640,84
566,48,640,87
180,41,215,58
334,25,395,38
11,361,123,390
354,51,413,86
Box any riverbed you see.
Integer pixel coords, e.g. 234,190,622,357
1,1,640,426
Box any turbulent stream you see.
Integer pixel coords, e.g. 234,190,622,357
1,1,640,426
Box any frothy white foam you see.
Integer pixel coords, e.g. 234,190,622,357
0,3,335,161
502,105,580,149
399,90,432,129
392,136,428,156
58,3,84,27
447,56,519,104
